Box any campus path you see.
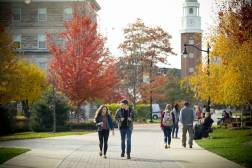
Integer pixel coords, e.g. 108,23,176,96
0,124,244,168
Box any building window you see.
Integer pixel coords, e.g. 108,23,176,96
189,67,194,73
38,62,47,71
12,8,21,21
189,53,194,58
189,39,194,44
13,35,21,48
38,8,47,21
64,8,72,21
38,34,46,49
189,8,193,14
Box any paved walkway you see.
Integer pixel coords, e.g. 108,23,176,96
0,124,244,168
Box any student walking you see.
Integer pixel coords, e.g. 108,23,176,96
172,104,180,138
115,99,134,159
160,104,174,149
94,105,114,159
180,101,195,148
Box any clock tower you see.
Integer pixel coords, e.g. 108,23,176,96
181,0,202,77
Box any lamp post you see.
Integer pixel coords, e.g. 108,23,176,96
183,43,211,113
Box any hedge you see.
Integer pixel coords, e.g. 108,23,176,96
106,103,151,122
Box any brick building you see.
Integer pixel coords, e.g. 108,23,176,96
0,0,100,72
180,0,202,77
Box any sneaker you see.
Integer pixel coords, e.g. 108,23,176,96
182,144,186,148
127,155,131,159
189,145,193,148
121,153,125,157
99,151,102,156
104,155,107,159
167,144,170,148
165,144,168,149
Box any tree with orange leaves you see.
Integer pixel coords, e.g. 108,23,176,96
139,75,167,103
47,7,119,121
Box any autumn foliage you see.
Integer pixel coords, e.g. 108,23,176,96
47,7,120,108
0,28,46,108
188,0,252,106
139,75,167,103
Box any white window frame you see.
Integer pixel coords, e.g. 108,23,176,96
12,8,21,22
189,39,194,45
64,8,72,21
38,8,47,22
189,67,194,73
38,34,46,49
13,35,22,49
189,53,194,58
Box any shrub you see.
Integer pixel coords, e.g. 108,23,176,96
30,87,70,132
0,105,15,135
105,103,151,122
135,104,150,122
69,121,97,130
15,116,30,132
106,103,121,117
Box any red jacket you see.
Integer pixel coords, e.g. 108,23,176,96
160,111,175,128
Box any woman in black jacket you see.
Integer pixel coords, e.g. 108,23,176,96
94,105,114,158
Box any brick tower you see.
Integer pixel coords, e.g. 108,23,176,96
181,0,202,78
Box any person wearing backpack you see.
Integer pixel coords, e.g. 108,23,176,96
160,104,175,149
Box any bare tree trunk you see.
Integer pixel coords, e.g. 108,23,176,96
52,87,56,133
149,59,153,122
77,105,81,124
22,100,30,118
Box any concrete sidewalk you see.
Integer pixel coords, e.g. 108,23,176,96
0,124,244,168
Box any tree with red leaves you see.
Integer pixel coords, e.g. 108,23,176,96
47,7,119,120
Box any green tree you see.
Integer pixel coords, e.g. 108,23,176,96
30,87,70,132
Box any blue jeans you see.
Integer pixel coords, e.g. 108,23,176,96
172,122,179,138
162,126,172,145
120,127,132,155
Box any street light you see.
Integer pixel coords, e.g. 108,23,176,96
183,43,211,113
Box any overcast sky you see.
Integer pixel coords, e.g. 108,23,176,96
96,0,217,69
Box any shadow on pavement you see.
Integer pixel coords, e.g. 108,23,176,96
109,157,190,163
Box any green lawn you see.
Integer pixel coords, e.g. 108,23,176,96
0,147,30,164
0,131,93,141
196,128,252,168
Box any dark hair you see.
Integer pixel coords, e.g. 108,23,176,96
120,99,129,105
184,101,189,106
174,104,179,110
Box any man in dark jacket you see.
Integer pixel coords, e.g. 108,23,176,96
115,99,134,159
180,101,194,148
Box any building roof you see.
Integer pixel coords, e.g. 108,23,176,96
0,0,101,10
186,0,197,2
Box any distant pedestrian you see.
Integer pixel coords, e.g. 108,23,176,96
180,101,195,148
160,104,175,148
94,105,114,159
172,104,180,138
195,105,202,120
115,99,134,159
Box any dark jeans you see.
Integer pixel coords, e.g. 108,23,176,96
98,129,109,155
162,126,172,145
172,122,179,138
120,127,132,155
182,124,194,146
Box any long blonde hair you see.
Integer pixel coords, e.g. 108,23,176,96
164,104,172,112
93,105,109,123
